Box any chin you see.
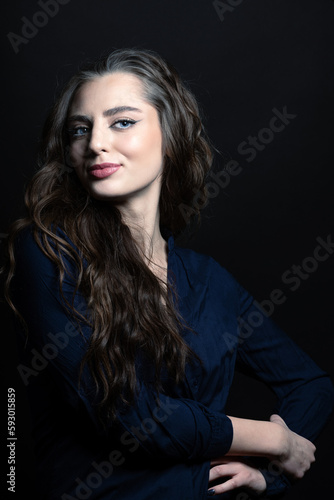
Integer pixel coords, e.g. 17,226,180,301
88,187,127,203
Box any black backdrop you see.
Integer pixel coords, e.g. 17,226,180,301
2,1,334,498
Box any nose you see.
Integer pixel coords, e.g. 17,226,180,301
86,124,110,156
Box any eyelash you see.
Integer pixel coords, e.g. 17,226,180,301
112,118,137,129
68,119,138,138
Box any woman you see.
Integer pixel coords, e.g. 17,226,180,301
5,48,334,499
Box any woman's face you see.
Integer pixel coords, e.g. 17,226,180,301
67,72,164,205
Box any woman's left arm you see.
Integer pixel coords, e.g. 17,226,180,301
224,283,334,496
235,284,334,442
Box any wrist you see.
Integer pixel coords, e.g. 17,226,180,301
267,422,289,459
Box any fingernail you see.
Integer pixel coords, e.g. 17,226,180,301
208,489,215,496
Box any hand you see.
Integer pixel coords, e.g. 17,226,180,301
208,457,267,496
270,414,316,479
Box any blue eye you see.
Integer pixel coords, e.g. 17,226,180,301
68,126,90,138
112,119,137,129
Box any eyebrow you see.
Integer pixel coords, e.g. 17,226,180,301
67,106,143,123
103,106,143,117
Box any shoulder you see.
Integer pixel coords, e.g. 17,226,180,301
173,244,237,287
15,223,78,251
172,243,254,311
13,223,79,276
15,223,76,247
14,224,45,267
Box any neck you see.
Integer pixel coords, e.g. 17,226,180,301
115,194,167,269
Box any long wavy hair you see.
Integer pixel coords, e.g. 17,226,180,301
4,48,213,419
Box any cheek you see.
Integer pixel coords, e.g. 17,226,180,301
120,130,162,163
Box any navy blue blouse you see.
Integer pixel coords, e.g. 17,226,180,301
12,226,334,499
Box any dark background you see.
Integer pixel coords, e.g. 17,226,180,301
2,0,334,498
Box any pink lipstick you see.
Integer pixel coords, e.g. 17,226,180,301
87,163,121,179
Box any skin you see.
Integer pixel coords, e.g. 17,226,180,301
67,73,316,496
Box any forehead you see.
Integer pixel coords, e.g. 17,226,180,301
70,72,147,112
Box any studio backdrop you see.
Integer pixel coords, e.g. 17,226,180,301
2,1,334,499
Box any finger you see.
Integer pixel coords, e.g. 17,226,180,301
209,463,238,482
209,464,228,482
209,476,243,496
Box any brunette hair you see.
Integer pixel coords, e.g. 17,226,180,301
5,48,213,419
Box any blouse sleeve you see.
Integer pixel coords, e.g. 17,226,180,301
11,226,233,462
235,281,334,496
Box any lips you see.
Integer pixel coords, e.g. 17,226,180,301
87,163,121,179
